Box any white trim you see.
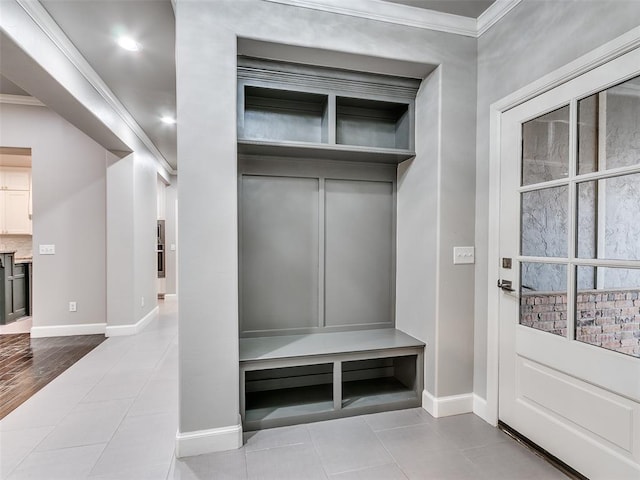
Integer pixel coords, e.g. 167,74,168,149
175,421,243,457
105,306,159,337
163,293,178,299
263,0,521,38
486,26,640,429
422,390,473,418
14,0,175,176
472,394,494,425
30,322,106,338
476,0,523,37
0,94,45,106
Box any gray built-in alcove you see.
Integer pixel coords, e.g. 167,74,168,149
237,58,425,429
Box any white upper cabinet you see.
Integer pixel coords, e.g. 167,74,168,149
0,167,32,234
0,167,31,191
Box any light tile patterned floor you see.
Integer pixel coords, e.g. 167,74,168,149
0,298,568,479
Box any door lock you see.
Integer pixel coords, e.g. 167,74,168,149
497,279,515,292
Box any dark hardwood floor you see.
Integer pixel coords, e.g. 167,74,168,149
0,333,106,419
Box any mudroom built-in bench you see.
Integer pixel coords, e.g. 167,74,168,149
236,58,425,431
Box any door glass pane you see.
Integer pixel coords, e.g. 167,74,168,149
577,75,640,174
522,105,570,186
577,173,640,260
576,266,640,358
520,262,567,337
521,186,568,258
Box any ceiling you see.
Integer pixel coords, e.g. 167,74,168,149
1,0,496,172
385,1,495,18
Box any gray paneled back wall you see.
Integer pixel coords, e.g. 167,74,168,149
239,157,396,336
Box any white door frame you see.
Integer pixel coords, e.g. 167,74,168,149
483,25,640,426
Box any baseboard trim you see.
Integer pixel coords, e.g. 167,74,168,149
422,390,473,418
30,322,106,338
175,421,243,458
105,306,159,337
472,393,495,425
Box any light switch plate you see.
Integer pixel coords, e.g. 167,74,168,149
453,246,475,264
39,244,56,255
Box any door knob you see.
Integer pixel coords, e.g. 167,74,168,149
497,279,515,292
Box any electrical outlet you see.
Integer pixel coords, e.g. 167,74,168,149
39,244,56,255
141,296,145,307
69,301,77,312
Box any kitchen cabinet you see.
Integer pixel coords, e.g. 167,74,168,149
0,167,30,191
0,165,32,235
0,190,31,234
0,252,28,324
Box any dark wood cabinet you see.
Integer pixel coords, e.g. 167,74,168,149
0,252,29,324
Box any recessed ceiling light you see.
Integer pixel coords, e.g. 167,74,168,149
161,116,177,125
117,35,141,52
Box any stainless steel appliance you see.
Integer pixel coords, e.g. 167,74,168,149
157,220,165,278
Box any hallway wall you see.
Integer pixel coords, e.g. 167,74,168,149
0,103,107,334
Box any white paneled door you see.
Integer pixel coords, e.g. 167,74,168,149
498,46,640,479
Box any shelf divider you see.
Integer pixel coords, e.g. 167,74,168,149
333,360,342,411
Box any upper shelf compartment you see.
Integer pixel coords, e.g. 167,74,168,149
237,58,420,164
336,97,410,150
242,86,329,144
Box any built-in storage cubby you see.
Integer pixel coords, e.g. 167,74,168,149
244,364,334,425
336,97,410,150
342,356,417,410
240,329,425,431
242,86,329,144
237,58,419,164
237,58,424,432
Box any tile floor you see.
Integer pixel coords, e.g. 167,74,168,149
0,298,568,479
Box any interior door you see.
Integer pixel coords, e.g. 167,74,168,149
498,46,640,479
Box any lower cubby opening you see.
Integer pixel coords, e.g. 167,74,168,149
244,363,334,424
342,356,418,409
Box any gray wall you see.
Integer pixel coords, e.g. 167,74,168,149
107,151,159,327
107,152,135,327
165,176,178,296
176,0,477,436
0,103,106,329
474,0,640,399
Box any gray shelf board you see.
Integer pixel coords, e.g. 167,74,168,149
245,384,334,422
237,139,415,164
342,377,418,409
240,328,425,363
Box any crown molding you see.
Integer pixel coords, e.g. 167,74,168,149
477,0,523,37
0,94,45,106
263,0,522,38
264,0,477,37
15,0,175,175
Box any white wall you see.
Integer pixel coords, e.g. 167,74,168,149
176,0,477,446
474,0,640,400
0,103,107,333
